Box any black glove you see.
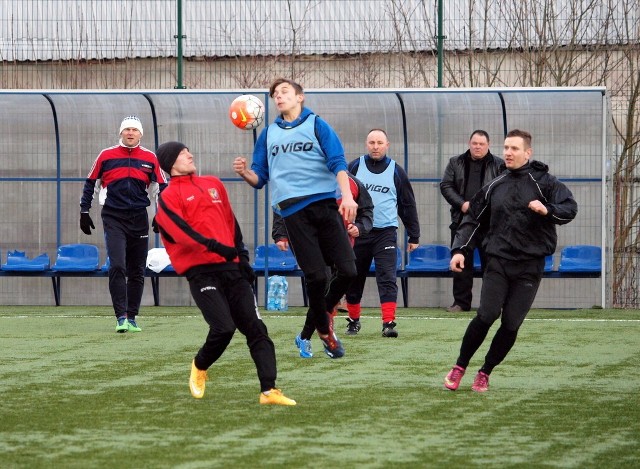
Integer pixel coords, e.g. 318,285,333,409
238,260,256,283
80,212,95,235
151,216,159,233
205,239,238,262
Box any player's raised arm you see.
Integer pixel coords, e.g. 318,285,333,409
233,156,259,187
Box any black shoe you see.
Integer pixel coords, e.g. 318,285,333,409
381,321,398,338
345,318,361,335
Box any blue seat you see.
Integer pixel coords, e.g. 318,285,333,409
101,257,110,272
252,244,298,271
471,249,553,272
251,244,307,307
558,245,601,272
473,249,482,271
369,246,403,272
1,250,51,271
473,250,552,272
404,244,450,272
544,255,554,272
52,244,100,272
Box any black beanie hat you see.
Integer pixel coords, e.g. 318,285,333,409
156,141,187,174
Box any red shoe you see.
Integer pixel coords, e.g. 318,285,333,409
472,371,490,392
444,365,466,391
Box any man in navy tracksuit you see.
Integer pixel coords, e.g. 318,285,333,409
233,77,357,359
80,116,167,333
345,129,420,337
444,129,577,393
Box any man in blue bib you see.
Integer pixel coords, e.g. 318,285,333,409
345,129,421,337
233,78,357,359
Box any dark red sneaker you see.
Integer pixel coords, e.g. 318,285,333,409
444,365,466,390
472,371,490,392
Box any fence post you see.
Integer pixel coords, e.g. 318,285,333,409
174,0,187,89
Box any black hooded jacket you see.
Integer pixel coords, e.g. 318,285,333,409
452,160,578,261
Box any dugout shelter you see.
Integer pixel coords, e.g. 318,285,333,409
0,87,609,308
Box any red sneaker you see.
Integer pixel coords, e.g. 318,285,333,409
472,371,490,392
444,365,466,391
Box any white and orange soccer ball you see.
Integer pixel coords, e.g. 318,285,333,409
229,94,265,130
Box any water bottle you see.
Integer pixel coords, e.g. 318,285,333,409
266,276,278,310
267,275,282,311
277,276,289,311
267,275,288,311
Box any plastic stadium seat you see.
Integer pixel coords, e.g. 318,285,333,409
1,250,51,271
558,245,601,272
369,246,403,272
404,244,450,272
473,249,482,271
252,244,298,271
544,255,554,272
51,244,100,272
474,251,552,272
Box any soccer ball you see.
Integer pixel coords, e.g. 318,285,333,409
229,94,265,130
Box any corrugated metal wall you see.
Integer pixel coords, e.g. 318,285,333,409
2,1,637,61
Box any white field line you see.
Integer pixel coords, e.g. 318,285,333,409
1,314,639,323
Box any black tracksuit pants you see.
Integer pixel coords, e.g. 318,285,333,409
189,269,277,392
450,228,486,311
346,227,399,305
456,256,545,373
283,199,357,337
102,208,149,319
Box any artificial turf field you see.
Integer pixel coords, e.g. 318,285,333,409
1,305,638,468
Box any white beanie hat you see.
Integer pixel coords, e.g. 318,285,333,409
119,116,143,136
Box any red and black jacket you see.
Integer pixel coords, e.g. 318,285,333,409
80,143,167,212
155,174,248,276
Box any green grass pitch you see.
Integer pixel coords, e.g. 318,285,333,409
1,306,639,468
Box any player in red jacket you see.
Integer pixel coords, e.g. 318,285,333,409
154,141,295,406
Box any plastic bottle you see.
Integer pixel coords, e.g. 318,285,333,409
266,276,278,310
267,275,288,311
277,276,289,311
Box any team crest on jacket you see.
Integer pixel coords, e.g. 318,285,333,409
208,188,220,201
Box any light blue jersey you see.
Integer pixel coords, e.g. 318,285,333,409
266,114,337,213
357,155,398,228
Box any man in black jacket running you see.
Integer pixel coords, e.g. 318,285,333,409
443,129,577,393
